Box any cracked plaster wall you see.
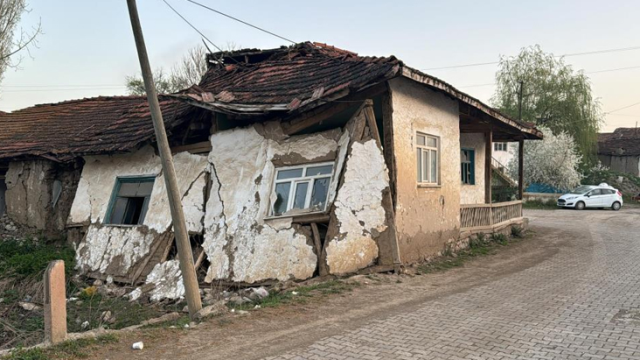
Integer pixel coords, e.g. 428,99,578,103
325,139,389,275
69,146,208,276
389,78,462,262
203,123,342,283
460,133,486,205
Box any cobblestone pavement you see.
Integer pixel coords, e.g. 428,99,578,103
264,208,640,360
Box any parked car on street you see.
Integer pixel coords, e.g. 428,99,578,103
557,183,623,210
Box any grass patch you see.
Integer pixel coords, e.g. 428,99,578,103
227,280,360,312
3,334,118,360
0,238,75,279
523,200,559,210
66,293,175,332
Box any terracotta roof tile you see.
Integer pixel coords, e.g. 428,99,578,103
0,95,190,161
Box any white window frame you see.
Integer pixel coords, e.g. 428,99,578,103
416,132,440,185
270,162,335,217
494,142,508,152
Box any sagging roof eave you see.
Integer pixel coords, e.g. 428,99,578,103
399,66,543,140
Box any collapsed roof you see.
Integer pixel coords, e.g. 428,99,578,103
177,42,542,140
0,42,542,162
598,128,640,156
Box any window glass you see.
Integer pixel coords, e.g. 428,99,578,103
271,163,334,216
461,149,474,185
430,149,438,182
416,148,422,182
273,182,291,216
310,177,330,210
416,133,439,184
293,182,309,209
277,168,303,180
306,165,333,176
589,189,602,196
427,137,437,148
416,135,426,146
108,177,155,225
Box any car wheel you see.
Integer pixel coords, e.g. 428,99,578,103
575,201,586,210
612,202,621,211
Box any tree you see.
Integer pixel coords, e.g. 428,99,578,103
0,0,41,85
126,45,208,95
491,45,601,168
508,127,582,191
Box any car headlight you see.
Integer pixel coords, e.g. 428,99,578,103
565,196,577,200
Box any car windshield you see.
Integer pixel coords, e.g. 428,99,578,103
570,185,595,194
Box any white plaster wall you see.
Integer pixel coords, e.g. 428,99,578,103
493,142,516,168
389,78,461,262
68,146,208,233
203,124,342,283
325,139,388,275
70,146,209,278
460,133,486,204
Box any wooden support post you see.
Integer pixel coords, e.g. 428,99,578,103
127,0,202,317
518,138,525,203
485,131,493,204
44,260,67,344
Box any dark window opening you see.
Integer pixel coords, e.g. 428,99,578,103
107,177,154,225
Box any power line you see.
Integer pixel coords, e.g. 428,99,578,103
161,0,240,64
2,84,124,88
423,45,640,71
458,64,640,89
605,101,640,114
183,0,296,44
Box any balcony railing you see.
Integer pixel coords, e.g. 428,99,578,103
460,200,523,231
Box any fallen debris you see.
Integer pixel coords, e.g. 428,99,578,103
132,341,144,350
19,302,41,311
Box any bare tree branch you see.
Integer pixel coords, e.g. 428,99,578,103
0,0,42,84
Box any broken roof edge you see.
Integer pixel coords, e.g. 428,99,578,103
399,66,543,140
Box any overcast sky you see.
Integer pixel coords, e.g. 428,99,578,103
1,0,639,132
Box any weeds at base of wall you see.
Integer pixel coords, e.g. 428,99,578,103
416,228,528,274
2,334,118,360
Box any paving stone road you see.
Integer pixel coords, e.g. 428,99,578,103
264,208,640,360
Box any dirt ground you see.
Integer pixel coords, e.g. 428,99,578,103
84,218,562,360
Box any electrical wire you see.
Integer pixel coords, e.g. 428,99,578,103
183,0,296,44
161,0,241,64
604,101,640,114
423,45,640,71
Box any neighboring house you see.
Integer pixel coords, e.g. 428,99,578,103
598,128,640,177
0,42,542,299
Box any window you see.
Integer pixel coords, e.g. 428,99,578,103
416,133,439,184
107,177,155,225
494,142,508,152
461,149,475,185
271,163,334,217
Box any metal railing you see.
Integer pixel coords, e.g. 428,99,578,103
460,200,523,231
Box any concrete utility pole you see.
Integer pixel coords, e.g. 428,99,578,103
126,0,202,317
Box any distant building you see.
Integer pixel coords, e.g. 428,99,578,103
598,128,640,177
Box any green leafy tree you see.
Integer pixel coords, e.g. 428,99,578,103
0,0,41,85
491,45,601,168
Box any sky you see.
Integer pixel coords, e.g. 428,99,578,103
1,0,639,132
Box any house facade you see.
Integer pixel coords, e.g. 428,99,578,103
598,128,640,177
0,43,541,300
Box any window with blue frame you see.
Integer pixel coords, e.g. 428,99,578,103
107,177,155,225
461,149,475,185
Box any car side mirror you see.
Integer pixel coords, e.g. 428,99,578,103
586,194,590,197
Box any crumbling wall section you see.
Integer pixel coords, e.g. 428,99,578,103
4,159,81,235
388,78,462,263
69,146,209,281
202,124,340,283
325,139,389,275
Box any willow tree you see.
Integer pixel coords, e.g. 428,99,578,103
491,45,601,168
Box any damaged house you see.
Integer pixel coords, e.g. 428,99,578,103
0,42,542,299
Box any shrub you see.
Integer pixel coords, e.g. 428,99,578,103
491,233,508,244
511,225,524,238
0,238,75,279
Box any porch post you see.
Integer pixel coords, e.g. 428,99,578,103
518,138,524,200
485,131,492,204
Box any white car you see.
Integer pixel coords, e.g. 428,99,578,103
557,183,623,211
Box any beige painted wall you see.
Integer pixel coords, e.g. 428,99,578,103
388,78,461,263
460,133,486,204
